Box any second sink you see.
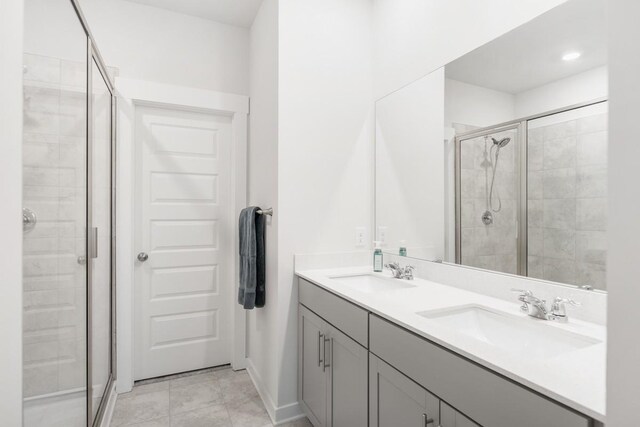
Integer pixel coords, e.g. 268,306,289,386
417,305,601,359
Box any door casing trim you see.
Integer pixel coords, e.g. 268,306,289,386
116,78,249,392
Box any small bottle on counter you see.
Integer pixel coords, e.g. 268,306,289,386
399,240,407,257
373,241,383,272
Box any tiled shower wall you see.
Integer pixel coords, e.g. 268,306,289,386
22,52,88,398
459,128,518,275
527,110,608,289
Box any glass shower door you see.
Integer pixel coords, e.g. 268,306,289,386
456,126,521,275
22,1,88,425
23,1,117,425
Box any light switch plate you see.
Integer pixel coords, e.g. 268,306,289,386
378,226,388,245
355,226,366,247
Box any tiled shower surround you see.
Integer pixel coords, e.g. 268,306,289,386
22,52,88,399
527,110,608,289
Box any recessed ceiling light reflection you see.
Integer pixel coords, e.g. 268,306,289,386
562,52,582,61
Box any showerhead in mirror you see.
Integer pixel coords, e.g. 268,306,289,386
491,137,511,148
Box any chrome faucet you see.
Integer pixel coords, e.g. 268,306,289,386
385,262,415,280
511,289,580,322
549,297,581,323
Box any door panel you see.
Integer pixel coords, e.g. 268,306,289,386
300,306,328,427
370,354,440,427
135,105,232,379
328,326,367,427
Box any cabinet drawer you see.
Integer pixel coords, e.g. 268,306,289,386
370,315,591,427
299,278,368,347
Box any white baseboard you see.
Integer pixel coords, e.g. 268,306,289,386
100,382,118,427
272,402,307,425
232,356,248,371
245,359,305,425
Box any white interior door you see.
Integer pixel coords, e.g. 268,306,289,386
134,105,232,380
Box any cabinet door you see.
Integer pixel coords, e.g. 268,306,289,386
299,305,328,427
370,354,440,427
440,402,480,427
327,326,368,427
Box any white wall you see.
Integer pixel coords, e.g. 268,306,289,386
246,1,375,420
606,0,640,424
77,0,250,94
247,0,280,415
277,0,374,413
515,66,608,117
0,0,24,425
445,78,516,127
376,70,445,260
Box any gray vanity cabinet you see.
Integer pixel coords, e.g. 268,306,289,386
297,278,597,427
370,354,440,427
369,314,591,427
298,303,368,427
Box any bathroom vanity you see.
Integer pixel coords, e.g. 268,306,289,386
296,268,605,427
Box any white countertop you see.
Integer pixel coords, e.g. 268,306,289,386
296,266,606,422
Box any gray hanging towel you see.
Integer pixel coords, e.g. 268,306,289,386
238,206,266,309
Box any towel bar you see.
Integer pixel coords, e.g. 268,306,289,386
257,207,273,216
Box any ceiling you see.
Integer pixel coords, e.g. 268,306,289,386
446,0,607,94
123,0,264,27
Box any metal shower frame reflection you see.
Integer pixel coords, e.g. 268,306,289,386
454,97,608,278
69,0,117,426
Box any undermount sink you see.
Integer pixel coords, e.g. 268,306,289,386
417,305,601,359
330,274,416,293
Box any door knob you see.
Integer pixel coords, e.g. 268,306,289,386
137,252,149,262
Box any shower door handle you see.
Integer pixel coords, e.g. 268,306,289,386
90,227,98,259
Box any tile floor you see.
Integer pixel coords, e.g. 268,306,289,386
111,366,312,427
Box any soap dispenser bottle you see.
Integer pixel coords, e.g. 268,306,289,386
373,241,383,272
399,240,407,257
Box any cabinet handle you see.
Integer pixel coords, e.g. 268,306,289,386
422,413,435,426
318,332,324,367
323,337,332,372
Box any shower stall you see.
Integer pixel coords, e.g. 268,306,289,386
455,100,608,289
22,0,116,425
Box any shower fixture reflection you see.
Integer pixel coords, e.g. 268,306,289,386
481,135,512,225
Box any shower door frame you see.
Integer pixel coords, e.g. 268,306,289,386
70,0,118,426
454,122,527,275
87,39,118,427
454,97,608,277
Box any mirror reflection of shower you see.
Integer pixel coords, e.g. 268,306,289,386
481,135,511,225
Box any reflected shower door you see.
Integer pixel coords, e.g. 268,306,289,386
457,127,521,275
526,102,608,288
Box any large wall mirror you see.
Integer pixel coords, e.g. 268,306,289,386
375,0,608,291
